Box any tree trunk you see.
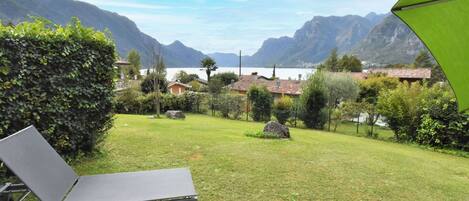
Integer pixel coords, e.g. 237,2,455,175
356,113,360,134
156,78,161,118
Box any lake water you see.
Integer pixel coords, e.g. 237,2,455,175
142,67,317,81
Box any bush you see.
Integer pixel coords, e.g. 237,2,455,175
247,85,273,122
114,88,143,114
273,96,293,125
378,83,469,150
300,71,327,129
377,82,425,141
416,86,469,150
0,18,115,156
218,93,245,119
244,131,281,139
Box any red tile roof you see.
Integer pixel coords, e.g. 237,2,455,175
368,68,432,79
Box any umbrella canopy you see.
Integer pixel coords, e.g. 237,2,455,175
392,0,469,112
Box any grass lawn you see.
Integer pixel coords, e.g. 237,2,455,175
74,114,469,201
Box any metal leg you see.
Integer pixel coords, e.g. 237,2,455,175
0,183,30,201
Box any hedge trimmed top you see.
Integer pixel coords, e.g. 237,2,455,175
392,0,469,112
0,17,114,48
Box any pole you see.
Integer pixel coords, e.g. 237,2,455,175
239,50,242,77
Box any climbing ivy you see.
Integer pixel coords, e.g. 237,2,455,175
0,18,116,156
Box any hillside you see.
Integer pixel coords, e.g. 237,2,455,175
351,15,426,64
0,0,206,67
242,14,386,66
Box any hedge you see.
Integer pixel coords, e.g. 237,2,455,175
0,18,116,156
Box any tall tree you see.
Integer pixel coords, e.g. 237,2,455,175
127,49,141,79
413,51,433,68
339,55,363,72
324,72,360,131
323,48,340,72
201,57,218,81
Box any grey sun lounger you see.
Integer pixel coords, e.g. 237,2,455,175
0,126,197,201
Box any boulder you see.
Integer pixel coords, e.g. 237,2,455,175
165,110,186,119
263,121,290,138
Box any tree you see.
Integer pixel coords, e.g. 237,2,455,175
247,85,273,122
339,55,363,72
175,70,199,84
208,78,224,116
323,48,340,72
413,51,434,68
211,72,239,86
358,74,400,136
127,49,141,79
324,72,360,131
299,71,328,129
153,52,166,118
140,72,167,94
201,57,218,81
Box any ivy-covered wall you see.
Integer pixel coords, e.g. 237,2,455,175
0,18,116,156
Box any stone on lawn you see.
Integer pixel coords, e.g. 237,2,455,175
263,121,290,138
165,110,186,119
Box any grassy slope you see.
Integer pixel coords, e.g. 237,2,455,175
74,114,469,201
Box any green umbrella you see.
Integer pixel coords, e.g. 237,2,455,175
392,0,469,112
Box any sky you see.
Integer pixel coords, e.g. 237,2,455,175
78,0,397,55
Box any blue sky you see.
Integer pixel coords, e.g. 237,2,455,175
79,0,397,55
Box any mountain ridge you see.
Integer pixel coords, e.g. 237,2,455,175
0,0,205,67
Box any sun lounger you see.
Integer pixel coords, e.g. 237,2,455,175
0,126,197,201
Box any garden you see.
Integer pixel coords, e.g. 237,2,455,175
0,17,468,201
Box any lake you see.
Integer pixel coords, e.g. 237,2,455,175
141,67,317,81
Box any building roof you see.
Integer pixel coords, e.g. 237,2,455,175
368,68,432,79
195,78,208,85
168,82,192,88
230,75,303,95
337,68,432,80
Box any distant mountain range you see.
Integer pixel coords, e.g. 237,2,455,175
1,0,426,68
0,0,205,67
211,13,426,67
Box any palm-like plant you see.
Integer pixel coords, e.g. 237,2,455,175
200,57,218,81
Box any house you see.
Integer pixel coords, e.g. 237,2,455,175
230,74,303,98
168,82,192,95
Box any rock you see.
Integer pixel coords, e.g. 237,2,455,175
263,121,290,138
165,110,186,119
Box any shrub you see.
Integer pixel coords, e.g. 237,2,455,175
245,131,281,139
247,85,273,122
377,82,424,141
0,18,115,156
378,83,469,150
218,93,245,119
416,86,469,150
273,96,293,125
300,71,327,129
114,88,143,114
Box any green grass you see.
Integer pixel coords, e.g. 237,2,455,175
74,114,469,201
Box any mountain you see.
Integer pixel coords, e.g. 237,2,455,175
207,53,239,67
244,13,387,66
351,15,426,64
164,41,206,67
0,0,205,67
